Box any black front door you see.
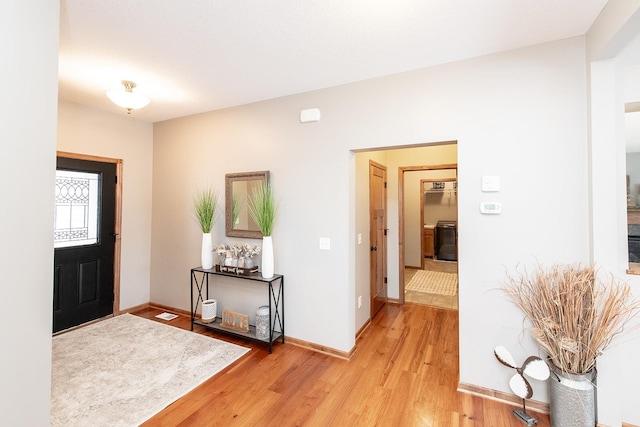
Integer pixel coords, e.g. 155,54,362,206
53,157,116,333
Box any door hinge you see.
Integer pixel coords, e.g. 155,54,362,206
384,229,388,236
115,175,118,184
384,277,388,284
384,182,387,189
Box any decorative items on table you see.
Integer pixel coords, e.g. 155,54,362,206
248,182,277,279
503,263,640,427
494,346,550,426
215,243,261,275
255,305,270,340
220,309,249,333
193,186,219,269
201,299,217,323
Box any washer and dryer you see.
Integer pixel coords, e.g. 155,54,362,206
435,220,457,261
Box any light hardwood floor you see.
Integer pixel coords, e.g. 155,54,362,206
133,303,549,426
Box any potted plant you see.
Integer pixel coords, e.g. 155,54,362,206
504,263,639,426
248,182,276,278
193,187,218,269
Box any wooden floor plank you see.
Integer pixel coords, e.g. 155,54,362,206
134,303,550,426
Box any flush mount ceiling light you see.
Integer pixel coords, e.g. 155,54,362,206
106,80,150,114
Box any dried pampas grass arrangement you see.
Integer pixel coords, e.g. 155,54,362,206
504,263,639,375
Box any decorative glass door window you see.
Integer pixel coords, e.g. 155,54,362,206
54,170,100,248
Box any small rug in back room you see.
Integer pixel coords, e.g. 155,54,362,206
406,270,458,296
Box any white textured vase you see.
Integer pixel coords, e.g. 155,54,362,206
201,232,214,269
261,236,274,279
201,299,217,323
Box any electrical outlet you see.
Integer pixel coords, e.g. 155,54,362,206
358,296,362,308
319,237,331,250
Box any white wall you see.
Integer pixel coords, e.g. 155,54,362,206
0,2,59,425
587,2,640,424
57,100,154,310
453,38,590,404
152,36,590,395
152,103,356,351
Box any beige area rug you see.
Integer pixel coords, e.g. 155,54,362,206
51,313,250,427
406,270,458,296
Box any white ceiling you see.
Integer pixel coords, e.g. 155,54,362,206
58,0,608,123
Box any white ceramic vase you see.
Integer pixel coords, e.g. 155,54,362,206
201,299,217,323
201,232,214,269
261,236,274,279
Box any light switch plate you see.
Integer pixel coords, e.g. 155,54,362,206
482,175,500,192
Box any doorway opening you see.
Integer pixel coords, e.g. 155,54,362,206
403,171,458,309
353,141,458,326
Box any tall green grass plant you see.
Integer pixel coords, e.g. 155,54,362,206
193,187,218,233
248,182,276,236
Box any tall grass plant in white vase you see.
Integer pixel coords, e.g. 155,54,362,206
248,182,276,278
194,187,218,269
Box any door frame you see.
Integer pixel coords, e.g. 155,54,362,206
398,163,457,304
56,151,123,315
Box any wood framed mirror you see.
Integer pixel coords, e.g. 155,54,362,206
225,171,270,239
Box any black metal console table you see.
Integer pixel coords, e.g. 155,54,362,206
190,267,284,353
